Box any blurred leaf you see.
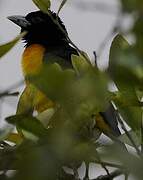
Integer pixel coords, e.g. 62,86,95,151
109,34,143,131
6,114,47,138
0,32,26,58
100,144,143,180
13,142,61,180
109,34,143,91
121,0,143,12
57,0,68,15
69,142,98,163
28,62,109,129
132,16,143,58
6,133,23,145
36,107,55,127
71,54,92,75
32,0,51,13
0,126,13,141
119,130,141,147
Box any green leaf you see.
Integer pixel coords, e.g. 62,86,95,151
119,130,141,147
109,34,143,131
0,32,26,58
32,0,51,13
6,114,47,138
71,54,93,75
28,62,109,129
132,16,143,59
121,0,143,12
36,108,55,127
6,132,23,145
109,34,142,101
57,0,68,15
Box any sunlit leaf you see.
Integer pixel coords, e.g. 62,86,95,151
32,0,51,13
36,108,55,127
0,32,26,58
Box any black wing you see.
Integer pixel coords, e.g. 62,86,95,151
100,103,121,136
43,44,78,68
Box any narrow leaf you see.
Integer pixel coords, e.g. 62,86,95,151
0,32,26,58
32,0,51,13
6,114,47,138
71,54,93,75
37,108,55,127
119,130,141,147
57,0,68,15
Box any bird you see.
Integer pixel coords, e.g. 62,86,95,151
8,10,121,137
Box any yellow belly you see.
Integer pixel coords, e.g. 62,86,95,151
21,44,55,113
22,44,45,75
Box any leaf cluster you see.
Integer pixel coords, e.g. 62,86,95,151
0,0,143,180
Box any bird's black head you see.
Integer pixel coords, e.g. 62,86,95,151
8,10,68,47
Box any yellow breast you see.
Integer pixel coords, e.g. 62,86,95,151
21,44,55,113
22,44,45,75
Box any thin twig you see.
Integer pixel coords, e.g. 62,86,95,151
73,167,79,180
0,92,19,98
124,173,129,180
95,150,111,178
92,169,123,180
93,51,97,67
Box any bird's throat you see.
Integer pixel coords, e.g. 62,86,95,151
22,44,45,76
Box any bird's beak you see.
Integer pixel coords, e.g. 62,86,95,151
7,15,31,28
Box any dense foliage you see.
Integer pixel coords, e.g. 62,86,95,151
0,0,143,179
